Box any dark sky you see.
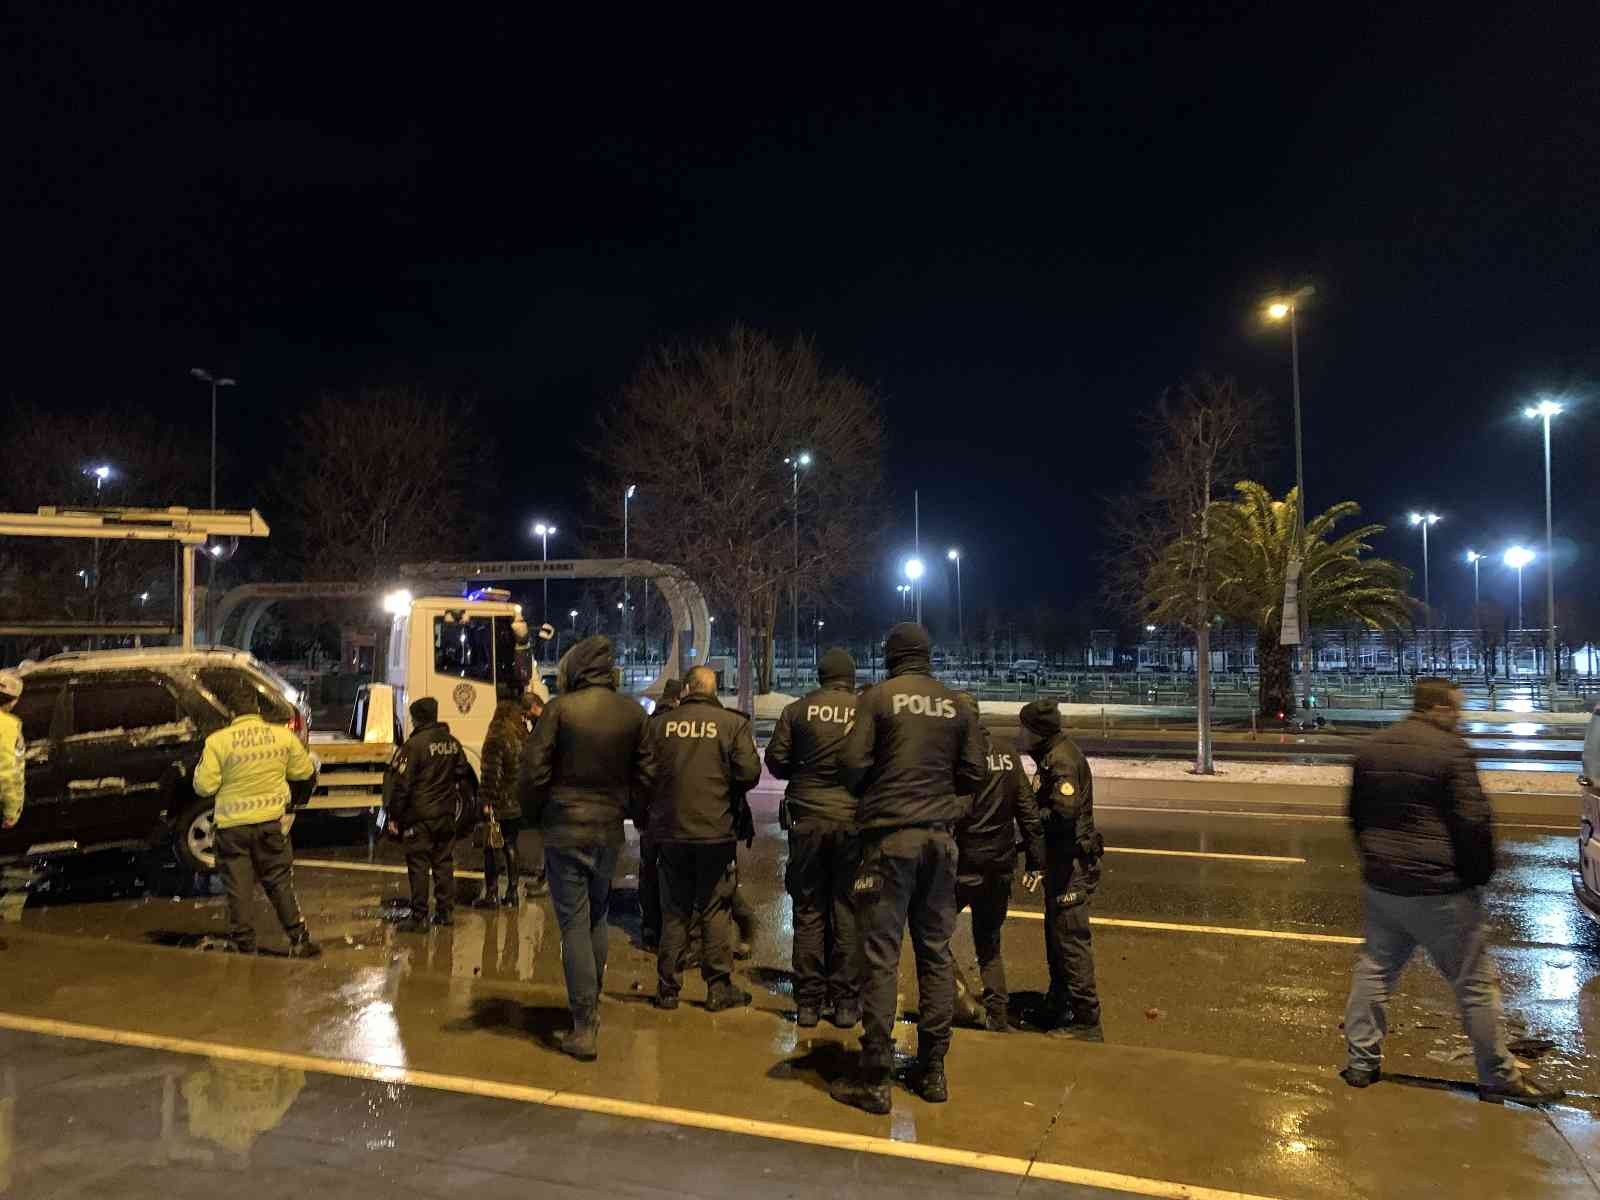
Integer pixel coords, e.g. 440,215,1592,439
6,3,1598,635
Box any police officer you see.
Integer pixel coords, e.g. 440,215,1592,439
0,671,24,831
385,696,478,933
637,676,683,950
952,693,1045,1032
634,665,761,1011
1015,699,1104,1038
192,673,320,956
832,623,985,1113
765,646,862,1029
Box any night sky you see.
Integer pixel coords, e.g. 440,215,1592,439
7,4,1598,636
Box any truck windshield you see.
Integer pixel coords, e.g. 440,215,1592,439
434,614,523,700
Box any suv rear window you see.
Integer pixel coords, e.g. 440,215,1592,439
12,679,63,742
196,668,295,722
72,678,180,734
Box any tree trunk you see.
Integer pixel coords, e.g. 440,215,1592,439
1257,631,1294,719
1195,618,1214,774
737,596,754,715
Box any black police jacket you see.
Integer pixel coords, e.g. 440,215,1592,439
840,669,985,831
635,694,761,843
957,732,1046,875
1027,732,1104,885
386,720,478,830
517,636,645,848
764,682,859,829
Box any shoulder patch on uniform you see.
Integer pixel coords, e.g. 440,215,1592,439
1058,780,1075,797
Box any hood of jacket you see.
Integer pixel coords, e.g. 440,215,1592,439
884,622,932,678
558,636,616,693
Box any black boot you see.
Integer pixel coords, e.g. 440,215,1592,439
286,925,322,959
911,1060,948,1103
501,845,521,905
830,1071,892,1115
1480,1077,1565,1105
560,1009,599,1061
705,981,752,1012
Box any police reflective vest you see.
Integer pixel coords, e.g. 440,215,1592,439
0,709,22,825
193,714,316,829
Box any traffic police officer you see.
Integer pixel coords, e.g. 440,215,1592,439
765,646,862,1029
634,665,761,1011
1015,698,1105,1038
952,692,1045,1032
385,696,478,932
193,673,320,956
832,623,985,1112
0,671,24,831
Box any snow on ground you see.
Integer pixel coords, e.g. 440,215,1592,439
1088,756,1576,795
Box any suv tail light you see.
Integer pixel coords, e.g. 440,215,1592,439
288,708,308,746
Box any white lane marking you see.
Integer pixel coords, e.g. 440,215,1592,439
298,858,486,882
0,1013,1288,1200
1104,847,1305,864
1006,910,1362,945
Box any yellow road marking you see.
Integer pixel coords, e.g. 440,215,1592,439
0,1011,1288,1200
1097,805,1343,821
1006,910,1362,945
298,857,486,882
1104,847,1305,864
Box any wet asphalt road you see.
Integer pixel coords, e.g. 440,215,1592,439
2,797,1599,1197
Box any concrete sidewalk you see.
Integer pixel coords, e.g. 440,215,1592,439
1,927,1594,1199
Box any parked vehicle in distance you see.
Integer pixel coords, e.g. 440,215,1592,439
1006,659,1042,684
1573,705,1600,923
0,648,312,872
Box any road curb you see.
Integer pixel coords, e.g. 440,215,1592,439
1095,774,1577,820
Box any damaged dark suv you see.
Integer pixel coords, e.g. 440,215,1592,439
0,648,312,872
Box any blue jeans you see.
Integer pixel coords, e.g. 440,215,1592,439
545,844,620,1019
1344,886,1517,1085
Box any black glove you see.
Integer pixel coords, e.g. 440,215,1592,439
735,797,756,848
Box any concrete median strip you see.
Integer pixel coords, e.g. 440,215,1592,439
0,1011,1290,1200
1007,910,1363,945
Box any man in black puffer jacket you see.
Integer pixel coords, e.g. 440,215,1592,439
766,646,862,1030
953,693,1045,1033
635,666,761,1012
386,697,478,933
1342,678,1560,1104
831,622,985,1113
1015,699,1104,1040
518,636,645,1062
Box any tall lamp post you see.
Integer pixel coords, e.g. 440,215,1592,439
1505,545,1534,634
1409,511,1440,668
191,369,236,642
946,548,963,667
784,452,811,690
533,521,556,661
83,464,112,644
896,583,911,614
1465,550,1484,673
623,483,636,674
1266,287,1315,708
1524,399,1563,687
903,557,925,630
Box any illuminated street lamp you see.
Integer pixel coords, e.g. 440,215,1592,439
533,521,557,658
1523,398,1563,684
1504,545,1535,630
1408,512,1441,622
1264,286,1316,529
896,583,911,614
784,452,812,689
903,556,926,628
946,548,963,649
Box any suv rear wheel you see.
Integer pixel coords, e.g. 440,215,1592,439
175,796,218,873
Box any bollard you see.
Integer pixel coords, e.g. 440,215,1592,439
1250,710,1257,740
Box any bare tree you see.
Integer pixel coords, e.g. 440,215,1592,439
280,386,490,582
1105,376,1271,773
589,325,886,712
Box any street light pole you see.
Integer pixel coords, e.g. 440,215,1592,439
1409,512,1440,670
1504,546,1534,633
534,522,556,661
947,548,963,666
624,484,635,676
1525,400,1562,687
1465,550,1483,673
785,453,811,691
191,369,235,644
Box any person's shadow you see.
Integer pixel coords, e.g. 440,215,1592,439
448,995,573,1055
768,1039,857,1097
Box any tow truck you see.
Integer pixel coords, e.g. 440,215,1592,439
305,587,551,812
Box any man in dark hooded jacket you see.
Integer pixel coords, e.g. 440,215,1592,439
830,623,985,1113
518,636,645,1062
1015,699,1104,1038
634,666,761,1011
385,696,478,932
766,646,862,1029
953,693,1045,1032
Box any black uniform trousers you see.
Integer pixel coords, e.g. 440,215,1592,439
657,840,737,997
403,817,456,920
1043,856,1101,1024
216,819,304,951
956,869,1013,1015
639,829,662,940
786,826,862,1009
856,826,958,1080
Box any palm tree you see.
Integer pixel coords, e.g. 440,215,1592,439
1211,482,1413,718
